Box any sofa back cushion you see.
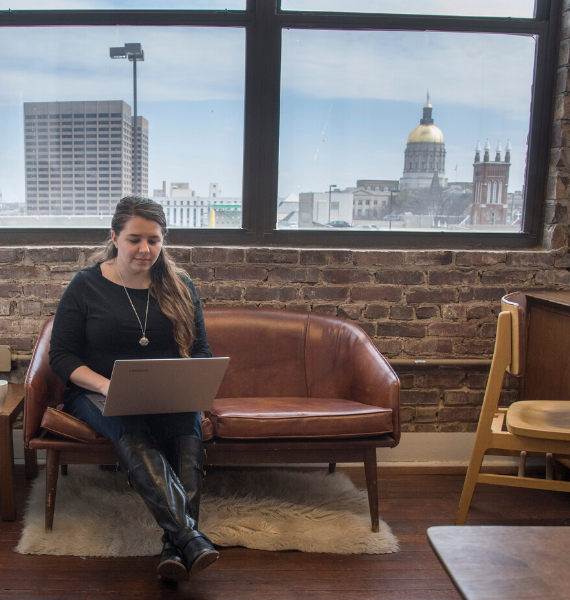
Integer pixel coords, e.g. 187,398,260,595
204,307,309,398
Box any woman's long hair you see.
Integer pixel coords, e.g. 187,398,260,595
91,197,196,357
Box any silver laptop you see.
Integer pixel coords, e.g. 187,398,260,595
86,357,230,416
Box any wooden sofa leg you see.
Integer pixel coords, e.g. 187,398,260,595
45,449,60,532
24,449,38,479
328,463,336,474
363,448,379,533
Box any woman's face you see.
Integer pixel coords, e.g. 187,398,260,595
111,216,164,276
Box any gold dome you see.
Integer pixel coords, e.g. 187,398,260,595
407,124,444,144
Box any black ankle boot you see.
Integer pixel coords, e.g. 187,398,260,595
115,431,218,581
157,532,188,582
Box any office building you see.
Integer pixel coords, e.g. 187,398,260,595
23,101,148,215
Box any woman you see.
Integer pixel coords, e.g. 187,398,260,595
49,197,218,582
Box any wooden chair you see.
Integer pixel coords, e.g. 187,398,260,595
456,291,570,525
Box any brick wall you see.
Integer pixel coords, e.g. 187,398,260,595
1,246,568,432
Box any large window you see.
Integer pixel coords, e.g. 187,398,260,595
0,0,560,248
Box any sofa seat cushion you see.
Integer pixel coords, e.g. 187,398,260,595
208,397,393,440
40,407,215,443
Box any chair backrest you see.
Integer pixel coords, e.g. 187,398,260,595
23,316,65,446
501,292,528,377
203,306,395,401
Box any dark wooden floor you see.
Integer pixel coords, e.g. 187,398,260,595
1,465,569,600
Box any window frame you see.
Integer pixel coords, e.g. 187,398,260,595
0,0,561,249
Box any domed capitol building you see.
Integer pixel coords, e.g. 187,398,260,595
399,94,447,190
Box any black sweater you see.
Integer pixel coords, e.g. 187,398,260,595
49,263,211,406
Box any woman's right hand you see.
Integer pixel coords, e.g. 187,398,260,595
69,366,111,397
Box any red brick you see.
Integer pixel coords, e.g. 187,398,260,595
467,371,489,389
453,340,495,355
375,270,424,285
284,302,312,312
415,407,438,423
506,252,555,268
216,265,266,281
353,251,404,267
166,247,191,264
499,390,519,407
428,270,478,286
312,304,337,315
543,223,569,250
400,407,414,423
481,270,535,285
321,269,371,285
49,266,79,281
244,286,296,302
455,252,507,267
42,301,60,315
415,369,465,389
22,283,46,298
394,372,415,389
351,286,402,302
302,287,349,301
0,284,21,298
0,248,20,263
535,269,570,286
441,304,465,320
17,300,42,317
0,337,33,351
373,339,402,356
0,301,11,316
459,287,505,302
439,423,469,432
443,391,485,406
401,390,439,405
466,305,491,319
359,322,376,337
503,373,519,390
428,322,477,337
0,265,48,281
406,289,456,304
300,250,352,266
0,321,8,334
185,266,214,281
479,322,497,338
415,424,438,432
267,267,318,283
439,407,480,422
338,304,364,320
404,338,453,355
364,304,390,319
390,306,414,320
192,247,245,263
27,247,80,263
246,248,299,264
415,306,439,319
377,323,425,338
405,251,452,266
46,284,66,300
9,318,43,335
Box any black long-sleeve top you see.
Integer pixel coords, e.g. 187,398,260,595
49,263,211,407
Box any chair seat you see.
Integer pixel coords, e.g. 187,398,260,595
507,401,570,441
208,397,393,439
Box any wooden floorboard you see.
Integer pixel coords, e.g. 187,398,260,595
1,465,569,599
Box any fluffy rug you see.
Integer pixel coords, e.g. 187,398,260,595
16,466,398,557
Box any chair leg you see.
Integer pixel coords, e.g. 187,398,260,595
24,449,38,479
61,465,68,476
363,448,379,533
328,463,336,474
456,444,487,526
518,451,527,478
45,449,60,532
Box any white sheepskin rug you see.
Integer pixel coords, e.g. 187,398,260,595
16,466,398,556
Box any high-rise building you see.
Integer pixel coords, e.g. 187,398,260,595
400,94,447,190
23,101,148,215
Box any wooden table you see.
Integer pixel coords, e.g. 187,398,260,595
428,526,570,600
0,383,37,520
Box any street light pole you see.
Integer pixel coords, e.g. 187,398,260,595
328,184,337,224
110,43,144,197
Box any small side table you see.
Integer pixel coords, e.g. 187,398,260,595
0,383,37,521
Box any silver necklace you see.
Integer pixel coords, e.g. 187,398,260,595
115,263,150,347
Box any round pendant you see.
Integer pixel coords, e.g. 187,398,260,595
139,337,149,347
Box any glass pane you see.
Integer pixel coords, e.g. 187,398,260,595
281,0,535,18
0,26,245,229
3,1,245,9
278,29,535,233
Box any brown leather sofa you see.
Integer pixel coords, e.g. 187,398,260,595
24,307,400,532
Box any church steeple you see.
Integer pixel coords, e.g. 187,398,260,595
420,91,434,125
